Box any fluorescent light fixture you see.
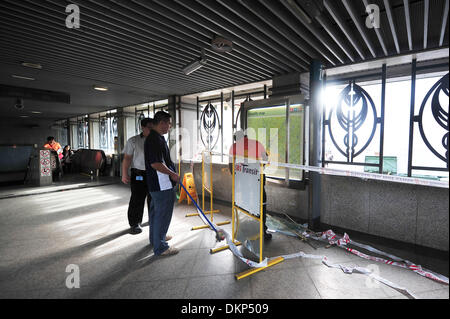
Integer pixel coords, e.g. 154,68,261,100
93,85,108,91
182,49,207,75
31,111,42,114
21,62,42,69
11,75,35,81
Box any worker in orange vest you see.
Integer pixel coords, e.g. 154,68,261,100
43,136,63,160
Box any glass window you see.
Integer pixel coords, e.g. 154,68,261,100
247,102,305,181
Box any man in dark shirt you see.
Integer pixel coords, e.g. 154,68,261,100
144,111,180,256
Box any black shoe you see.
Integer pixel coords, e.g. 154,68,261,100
264,232,272,241
130,225,142,235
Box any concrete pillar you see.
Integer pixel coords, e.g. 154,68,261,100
308,60,324,230
28,148,53,186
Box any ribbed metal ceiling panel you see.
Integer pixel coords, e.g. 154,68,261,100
0,0,448,119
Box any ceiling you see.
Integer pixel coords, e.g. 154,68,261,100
0,0,448,120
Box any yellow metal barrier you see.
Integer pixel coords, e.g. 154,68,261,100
210,155,284,279
187,151,230,230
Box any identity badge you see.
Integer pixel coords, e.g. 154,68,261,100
136,176,144,181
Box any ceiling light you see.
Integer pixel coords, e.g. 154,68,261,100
31,111,42,114
93,85,108,91
20,115,29,118
12,75,35,81
21,62,42,69
182,49,207,75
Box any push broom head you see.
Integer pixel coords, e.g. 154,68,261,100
215,229,226,242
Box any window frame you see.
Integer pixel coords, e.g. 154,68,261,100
241,94,307,188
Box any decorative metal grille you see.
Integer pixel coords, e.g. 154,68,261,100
417,73,449,167
326,81,379,163
99,117,107,148
136,112,145,135
200,102,221,150
77,120,84,148
112,115,118,137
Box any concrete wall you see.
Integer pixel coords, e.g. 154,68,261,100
181,162,449,252
320,175,449,251
0,117,59,146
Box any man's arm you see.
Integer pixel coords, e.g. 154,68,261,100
122,154,132,184
151,162,179,182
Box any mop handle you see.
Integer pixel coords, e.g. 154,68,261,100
178,179,218,232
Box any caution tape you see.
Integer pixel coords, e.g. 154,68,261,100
312,230,449,285
223,230,268,268
280,251,418,299
204,213,447,299
220,222,421,298
183,152,449,189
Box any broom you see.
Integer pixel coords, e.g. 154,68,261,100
178,179,226,242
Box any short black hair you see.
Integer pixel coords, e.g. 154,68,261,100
47,136,55,142
140,117,153,128
153,111,171,124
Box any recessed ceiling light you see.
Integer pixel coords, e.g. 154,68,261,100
31,111,42,114
20,115,30,118
12,75,35,81
21,62,42,69
93,85,108,91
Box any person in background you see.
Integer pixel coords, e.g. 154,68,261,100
43,136,63,160
144,111,179,256
122,118,154,235
61,145,74,173
228,130,272,240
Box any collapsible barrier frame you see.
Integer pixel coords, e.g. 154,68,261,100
210,155,284,280
187,151,230,230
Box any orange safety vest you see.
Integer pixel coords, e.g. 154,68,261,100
44,142,63,159
229,137,267,160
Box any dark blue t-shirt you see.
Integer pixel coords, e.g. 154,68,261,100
144,130,176,192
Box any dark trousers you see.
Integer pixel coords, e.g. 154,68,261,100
128,169,151,227
149,187,176,255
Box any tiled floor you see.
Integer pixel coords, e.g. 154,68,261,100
0,181,448,299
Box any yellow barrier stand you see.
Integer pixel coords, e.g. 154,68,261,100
189,151,230,230
235,257,285,280
210,156,284,280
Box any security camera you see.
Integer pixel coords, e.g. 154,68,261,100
14,98,24,110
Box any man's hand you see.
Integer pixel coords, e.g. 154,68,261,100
170,171,180,183
122,154,132,184
122,173,130,184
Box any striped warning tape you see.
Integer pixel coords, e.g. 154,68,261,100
313,230,449,285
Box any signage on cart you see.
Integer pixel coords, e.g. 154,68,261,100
234,159,261,217
40,150,51,177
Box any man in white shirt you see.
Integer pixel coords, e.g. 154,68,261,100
122,118,153,234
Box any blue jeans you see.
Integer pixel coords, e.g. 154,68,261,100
148,187,176,255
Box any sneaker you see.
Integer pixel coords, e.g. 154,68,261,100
165,235,173,241
129,225,142,235
160,247,179,256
